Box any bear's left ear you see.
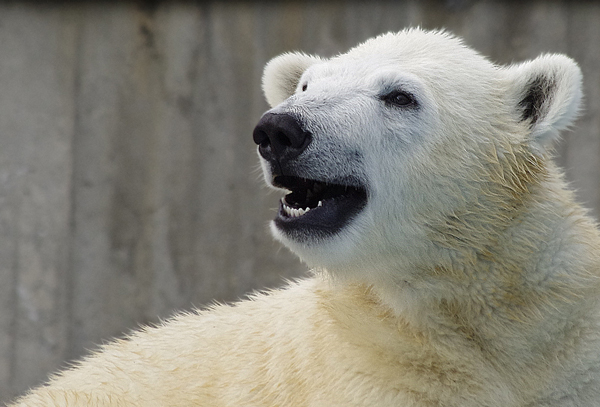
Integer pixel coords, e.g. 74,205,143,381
506,54,583,154
262,52,322,107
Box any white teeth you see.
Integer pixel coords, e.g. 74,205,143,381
281,198,323,218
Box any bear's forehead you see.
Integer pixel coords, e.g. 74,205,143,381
345,30,480,61
307,30,497,86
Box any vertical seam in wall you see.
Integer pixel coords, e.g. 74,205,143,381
8,198,21,394
65,9,85,362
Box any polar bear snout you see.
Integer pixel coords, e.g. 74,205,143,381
253,112,312,163
252,110,369,246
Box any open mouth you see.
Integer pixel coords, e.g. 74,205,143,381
272,175,368,239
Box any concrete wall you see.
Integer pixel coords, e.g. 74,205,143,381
1,0,599,402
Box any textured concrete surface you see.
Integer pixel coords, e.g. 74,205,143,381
1,0,599,402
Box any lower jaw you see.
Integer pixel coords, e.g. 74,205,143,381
274,196,367,242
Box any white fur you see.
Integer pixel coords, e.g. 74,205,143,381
10,29,600,407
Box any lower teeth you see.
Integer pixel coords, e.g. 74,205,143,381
281,198,322,218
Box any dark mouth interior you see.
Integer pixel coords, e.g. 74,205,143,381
274,175,366,209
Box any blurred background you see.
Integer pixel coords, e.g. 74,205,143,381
1,0,599,402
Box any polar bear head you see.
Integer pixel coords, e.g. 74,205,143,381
253,29,582,289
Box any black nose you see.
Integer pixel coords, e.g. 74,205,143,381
252,113,312,161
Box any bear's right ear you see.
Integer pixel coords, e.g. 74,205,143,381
262,52,322,107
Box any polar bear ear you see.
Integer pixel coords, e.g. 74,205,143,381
507,54,583,154
262,52,322,107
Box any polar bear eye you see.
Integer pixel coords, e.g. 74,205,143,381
381,90,416,108
302,83,308,91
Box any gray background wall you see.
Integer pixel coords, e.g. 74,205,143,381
1,0,599,402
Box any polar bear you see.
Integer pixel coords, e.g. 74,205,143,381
10,28,600,407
